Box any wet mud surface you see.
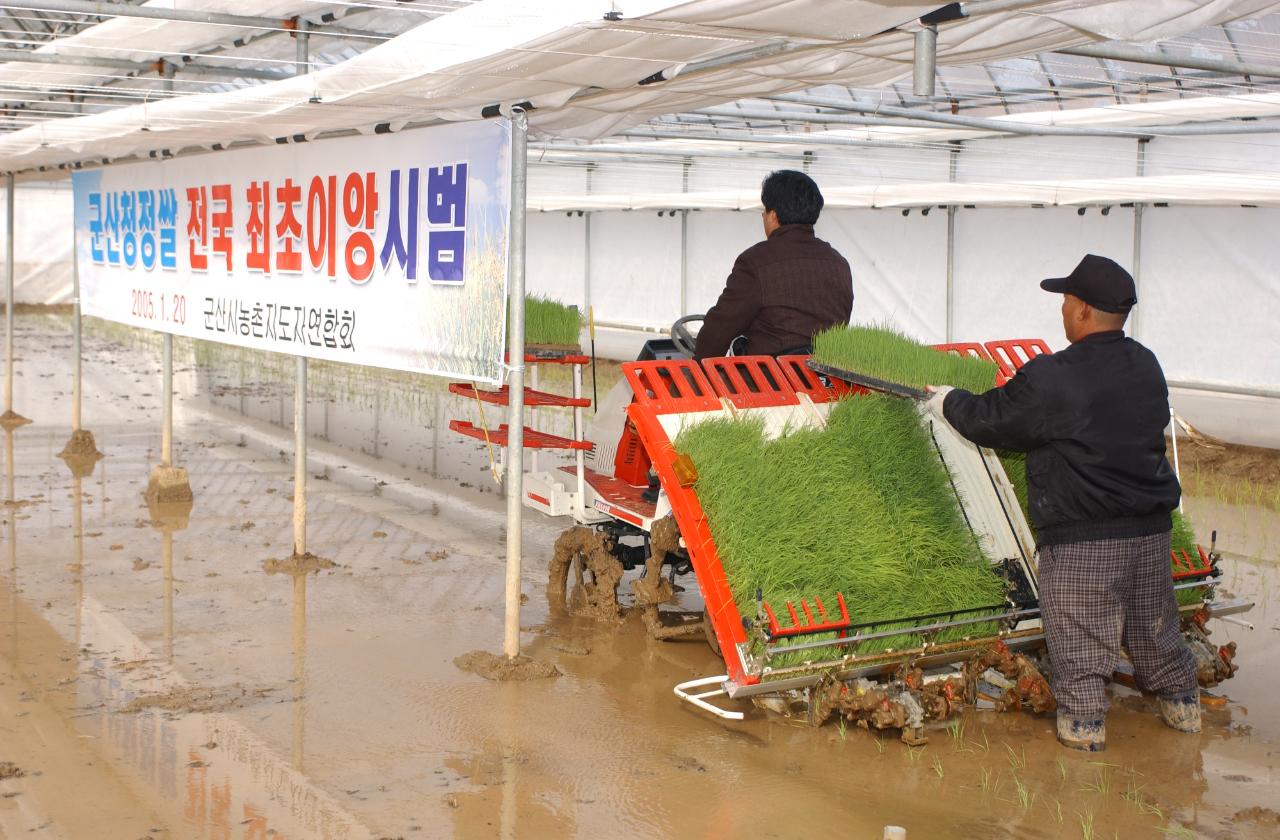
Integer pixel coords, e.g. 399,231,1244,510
0,313,1276,839
453,650,561,681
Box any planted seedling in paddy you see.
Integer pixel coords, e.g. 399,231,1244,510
1078,809,1096,840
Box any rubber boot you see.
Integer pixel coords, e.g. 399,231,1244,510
1056,714,1105,751
1158,690,1202,733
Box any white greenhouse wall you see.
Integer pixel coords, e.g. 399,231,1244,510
525,203,1278,392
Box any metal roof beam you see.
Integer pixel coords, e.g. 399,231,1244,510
768,92,1158,138
1058,44,1280,80
0,46,286,81
706,99,1280,138
1,1,386,40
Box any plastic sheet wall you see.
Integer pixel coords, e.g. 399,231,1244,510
526,204,1278,390
2,183,74,305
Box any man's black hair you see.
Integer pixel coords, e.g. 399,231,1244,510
760,169,824,226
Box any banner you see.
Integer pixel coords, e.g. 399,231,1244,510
72,119,512,383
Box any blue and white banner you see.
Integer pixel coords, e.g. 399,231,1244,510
73,119,512,383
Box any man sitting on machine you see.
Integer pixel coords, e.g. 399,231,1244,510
691,169,854,359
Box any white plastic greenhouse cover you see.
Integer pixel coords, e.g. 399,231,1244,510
0,1,314,92
527,172,1280,211
3,0,1280,171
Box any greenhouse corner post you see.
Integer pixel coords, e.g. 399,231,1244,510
504,111,528,660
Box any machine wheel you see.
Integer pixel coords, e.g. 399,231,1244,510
702,609,722,658
546,526,623,619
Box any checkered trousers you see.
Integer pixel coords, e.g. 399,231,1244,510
1038,531,1198,718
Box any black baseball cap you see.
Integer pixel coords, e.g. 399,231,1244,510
1040,254,1137,313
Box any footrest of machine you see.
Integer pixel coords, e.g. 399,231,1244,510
449,420,593,451
673,675,744,721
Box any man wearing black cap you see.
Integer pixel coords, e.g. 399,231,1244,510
925,254,1199,752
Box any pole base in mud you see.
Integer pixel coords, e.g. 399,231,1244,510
0,410,30,431
58,428,104,479
145,465,193,505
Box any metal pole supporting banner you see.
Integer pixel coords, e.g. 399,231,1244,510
72,215,82,432
4,173,12,415
503,112,528,660
162,335,173,466
293,355,307,557
290,0,311,560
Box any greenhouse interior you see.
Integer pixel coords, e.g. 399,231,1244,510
0,2,1277,839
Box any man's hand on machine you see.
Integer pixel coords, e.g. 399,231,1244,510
924,385,953,418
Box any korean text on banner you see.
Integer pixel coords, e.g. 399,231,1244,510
72,119,513,383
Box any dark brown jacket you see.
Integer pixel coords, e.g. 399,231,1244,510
694,224,853,359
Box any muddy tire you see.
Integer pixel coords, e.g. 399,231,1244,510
546,526,623,620
702,609,722,659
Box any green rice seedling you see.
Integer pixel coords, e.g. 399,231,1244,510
1013,775,1034,810
1005,742,1027,771
978,767,994,794
837,717,848,741
675,395,1007,664
1048,797,1064,825
946,718,965,743
873,736,886,755
932,757,945,779
1057,758,1068,783
811,324,1000,393
1078,809,1096,840
519,295,582,348
1157,825,1195,840
1081,767,1113,796
907,746,926,765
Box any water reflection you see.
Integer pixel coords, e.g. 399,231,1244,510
263,553,333,776
147,496,192,663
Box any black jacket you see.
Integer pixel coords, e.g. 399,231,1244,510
942,331,1180,546
694,224,853,359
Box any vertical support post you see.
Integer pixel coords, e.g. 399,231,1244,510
4,172,13,416
679,210,689,317
503,112,528,660
72,208,82,432
290,21,311,560
160,59,174,93
679,157,691,317
913,24,938,98
295,18,310,75
1131,138,1148,341
572,362,585,521
293,355,307,557
582,212,591,315
945,142,960,342
161,334,172,467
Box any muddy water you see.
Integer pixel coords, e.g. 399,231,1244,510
0,313,1277,839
